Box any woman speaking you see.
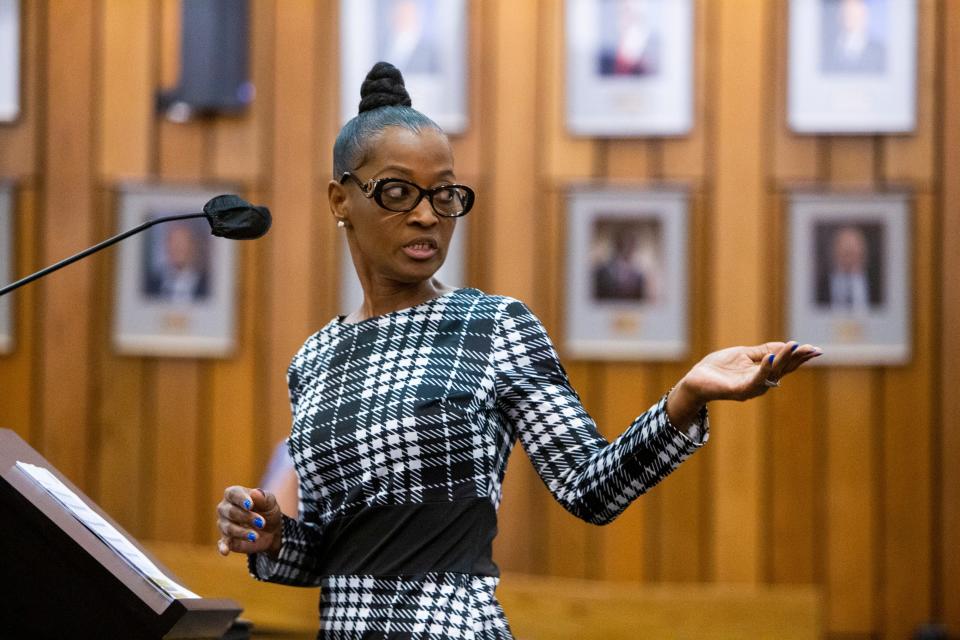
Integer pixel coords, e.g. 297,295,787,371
216,62,821,639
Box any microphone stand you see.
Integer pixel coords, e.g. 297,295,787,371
0,212,205,297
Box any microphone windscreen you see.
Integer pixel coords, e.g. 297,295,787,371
203,194,272,240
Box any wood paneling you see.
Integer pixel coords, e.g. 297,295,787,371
940,2,960,634
37,0,97,488
0,2,954,638
823,371,878,634
708,0,769,584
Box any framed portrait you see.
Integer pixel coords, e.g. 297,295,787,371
113,183,238,358
0,180,12,353
0,0,20,122
340,0,468,133
788,0,916,133
565,186,689,360
565,0,694,137
788,191,910,364
338,220,469,315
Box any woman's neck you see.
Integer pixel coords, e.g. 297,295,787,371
345,277,455,324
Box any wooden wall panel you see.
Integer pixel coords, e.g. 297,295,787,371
880,193,934,638
99,0,153,179
596,364,656,583
939,1,960,633
92,0,154,535
661,0,707,180
882,0,936,187
770,0,818,182
37,0,97,488
0,0,40,436
708,0,769,584
0,0,40,178
824,371,878,635
541,0,596,182
0,188,38,441
203,0,274,545
1,1,955,637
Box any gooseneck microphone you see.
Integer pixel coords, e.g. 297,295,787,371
0,195,272,297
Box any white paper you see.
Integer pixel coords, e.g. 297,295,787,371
15,461,200,600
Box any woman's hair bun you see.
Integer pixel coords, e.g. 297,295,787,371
358,61,413,114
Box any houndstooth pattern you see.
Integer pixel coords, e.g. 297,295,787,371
251,288,708,638
317,573,508,639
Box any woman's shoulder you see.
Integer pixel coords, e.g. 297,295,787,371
446,288,537,321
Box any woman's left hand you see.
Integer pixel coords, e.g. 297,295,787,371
680,341,822,404
667,341,821,429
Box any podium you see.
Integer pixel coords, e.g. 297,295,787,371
0,428,242,639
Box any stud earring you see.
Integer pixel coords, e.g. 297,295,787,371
337,220,346,229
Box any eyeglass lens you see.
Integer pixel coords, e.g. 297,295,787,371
377,180,469,216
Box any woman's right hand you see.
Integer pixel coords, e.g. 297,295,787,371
217,486,283,559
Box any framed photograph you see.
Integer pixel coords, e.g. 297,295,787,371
340,0,468,133
0,0,20,122
565,0,694,136
788,0,916,133
788,191,910,364
113,183,238,358
338,220,469,315
0,180,12,353
565,186,689,360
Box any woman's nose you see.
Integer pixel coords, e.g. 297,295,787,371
406,198,439,226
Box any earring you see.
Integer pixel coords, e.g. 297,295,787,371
337,220,346,229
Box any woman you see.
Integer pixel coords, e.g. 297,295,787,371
216,62,821,639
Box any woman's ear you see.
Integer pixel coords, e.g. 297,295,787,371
328,179,349,225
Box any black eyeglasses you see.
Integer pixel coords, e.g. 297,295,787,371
340,172,475,218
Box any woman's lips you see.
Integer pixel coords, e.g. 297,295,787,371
402,240,438,261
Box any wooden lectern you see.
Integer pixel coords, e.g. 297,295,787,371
0,428,242,639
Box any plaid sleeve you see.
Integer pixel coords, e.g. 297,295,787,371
493,299,709,525
247,514,324,587
246,353,325,586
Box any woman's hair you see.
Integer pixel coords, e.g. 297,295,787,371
333,62,444,178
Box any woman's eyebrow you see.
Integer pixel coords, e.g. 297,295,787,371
373,165,457,181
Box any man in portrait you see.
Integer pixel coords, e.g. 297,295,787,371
378,0,441,75
597,0,662,77
143,219,211,304
820,0,887,74
593,222,651,302
815,223,884,312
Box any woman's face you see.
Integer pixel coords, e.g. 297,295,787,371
331,126,458,288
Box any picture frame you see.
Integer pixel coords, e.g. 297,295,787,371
0,0,20,123
565,0,694,137
338,220,470,316
113,183,239,358
0,180,13,353
340,0,468,133
565,185,689,360
788,0,917,133
787,190,911,365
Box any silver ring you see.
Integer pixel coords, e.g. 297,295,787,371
763,378,781,388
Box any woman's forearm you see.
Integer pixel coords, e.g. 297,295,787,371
666,377,705,433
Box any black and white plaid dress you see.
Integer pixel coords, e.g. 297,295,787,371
250,288,708,639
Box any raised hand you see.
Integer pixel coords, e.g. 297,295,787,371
216,486,284,559
667,341,822,427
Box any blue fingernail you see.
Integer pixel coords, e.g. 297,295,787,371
768,354,775,364
247,532,256,542
254,517,264,529
243,499,251,510
791,343,799,352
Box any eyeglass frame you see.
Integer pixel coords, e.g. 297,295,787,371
339,171,476,218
